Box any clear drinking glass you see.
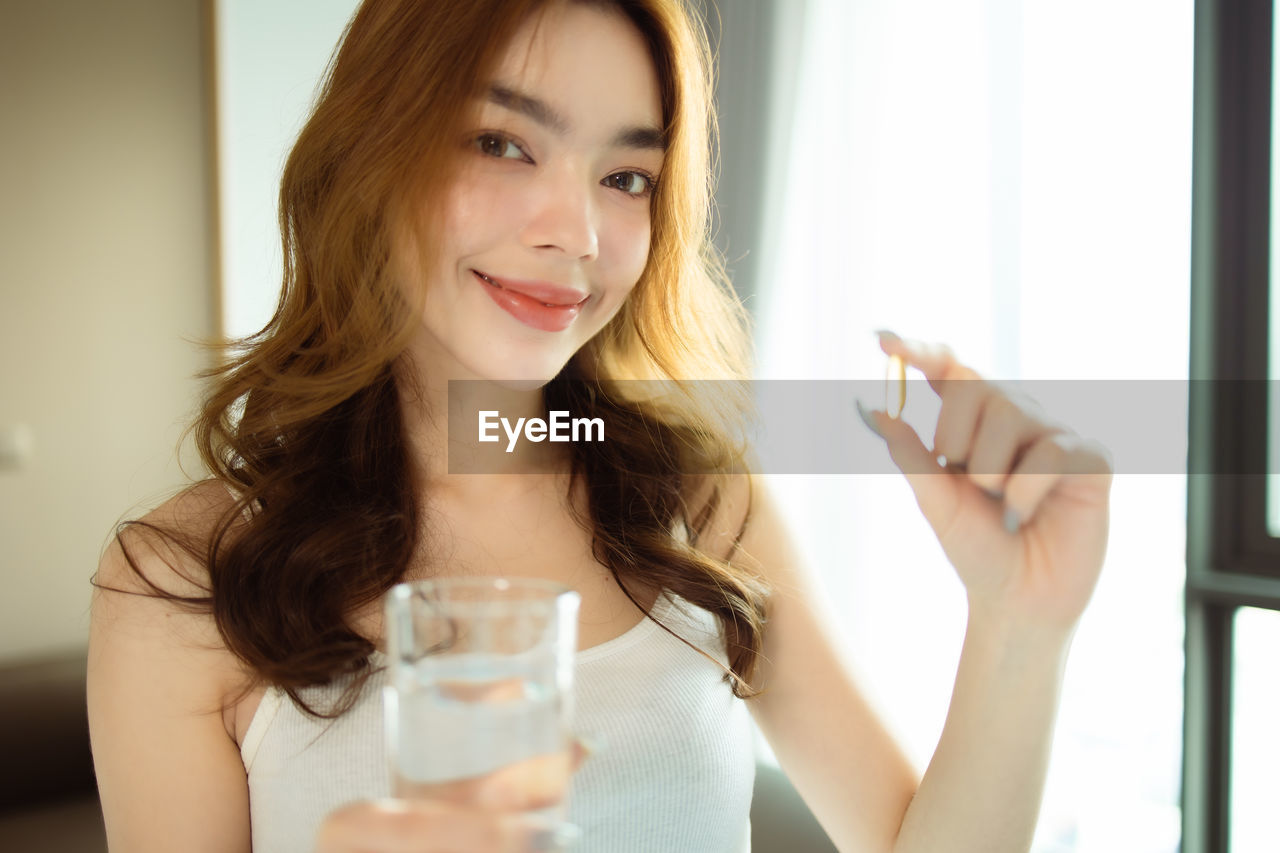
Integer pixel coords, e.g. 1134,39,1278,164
384,577,581,840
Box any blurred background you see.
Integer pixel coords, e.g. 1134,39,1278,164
0,0,1273,851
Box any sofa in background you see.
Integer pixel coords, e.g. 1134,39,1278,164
0,652,107,851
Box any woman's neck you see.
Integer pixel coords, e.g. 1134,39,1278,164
397,359,571,485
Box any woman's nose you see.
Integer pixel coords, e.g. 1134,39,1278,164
520,169,600,261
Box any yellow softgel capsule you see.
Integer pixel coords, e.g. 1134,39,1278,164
885,354,906,418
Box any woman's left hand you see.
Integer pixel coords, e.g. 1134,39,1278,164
861,332,1113,636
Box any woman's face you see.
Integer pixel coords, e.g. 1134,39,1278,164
406,1,664,387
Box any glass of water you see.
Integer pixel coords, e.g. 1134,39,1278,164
383,577,581,841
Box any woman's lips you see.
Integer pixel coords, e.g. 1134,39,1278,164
473,270,588,333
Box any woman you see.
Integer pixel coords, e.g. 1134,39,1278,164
87,0,1112,851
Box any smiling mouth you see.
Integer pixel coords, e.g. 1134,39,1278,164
473,271,588,308
472,270,589,333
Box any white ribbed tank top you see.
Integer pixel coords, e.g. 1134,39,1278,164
240,592,756,852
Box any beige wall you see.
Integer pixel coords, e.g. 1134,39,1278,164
0,0,214,662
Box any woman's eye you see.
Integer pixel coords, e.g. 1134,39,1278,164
474,133,527,161
604,171,655,197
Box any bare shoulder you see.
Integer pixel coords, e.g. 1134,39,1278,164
90,477,247,707
95,478,236,597
90,477,249,715
89,480,254,850
682,473,799,584
681,472,754,562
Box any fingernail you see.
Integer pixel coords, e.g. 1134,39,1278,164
1003,506,1021,534
523,822,582,851
576,734,605,758
854,399,884,438
873,329,901,344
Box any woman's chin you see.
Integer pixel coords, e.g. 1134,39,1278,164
466,359,568,392
443,348,572,391
485,376,552,392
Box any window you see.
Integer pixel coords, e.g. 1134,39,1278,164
758,2,1192,849
1230,607,1280,851
1185,1,1280,851
213,0,361,340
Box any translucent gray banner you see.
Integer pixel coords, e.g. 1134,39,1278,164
444,379,1267,475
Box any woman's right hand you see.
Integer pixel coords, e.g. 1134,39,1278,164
315,799,576,853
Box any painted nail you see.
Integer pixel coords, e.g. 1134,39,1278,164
854,399,884,438
524,822,582,851
873,329,901,344
576,734,605,758
1002,506,1021,534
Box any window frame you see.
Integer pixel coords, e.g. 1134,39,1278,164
1185,0,1280,850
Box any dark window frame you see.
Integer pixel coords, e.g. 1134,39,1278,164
1186,0,1280,851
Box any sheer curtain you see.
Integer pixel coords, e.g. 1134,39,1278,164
753,2,1192,850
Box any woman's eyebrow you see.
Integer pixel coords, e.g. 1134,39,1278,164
487,84,666,151
614,125,665,151
489,84,568,133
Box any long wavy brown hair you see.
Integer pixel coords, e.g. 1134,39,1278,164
114,0,768,717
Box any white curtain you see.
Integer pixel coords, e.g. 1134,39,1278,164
754,2,1192,850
